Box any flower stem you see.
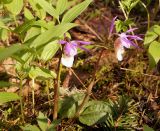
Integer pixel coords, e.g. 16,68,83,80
140,1,150,29
53,50,63,120
119,1,139,45
19,77,24,123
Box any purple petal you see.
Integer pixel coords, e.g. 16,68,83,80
109,16,117,37
59,40,67,44
74,40,91,45
126,28,138,33
64,42,77,56
70,41,78,46
78,45,90,52
129,40,140,48
120,37,132,48
126,35,143,40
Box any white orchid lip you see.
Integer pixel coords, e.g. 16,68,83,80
61,55,74,68
116,45,125,61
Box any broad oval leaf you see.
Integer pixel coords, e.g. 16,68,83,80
144,25,159,46
0,44,28,61
20,124,40,131
24,27,41,42
28,0,46,19
143,125,155,131
62,0,92,23
0,21,9,30
152,25,160,35
1,0,12,4
79,101,111,126
59,93,85,118
0,81,12,88
24,7,34,20
5,0,23,15
56,0,68,15
33,0,58,19
30,23,77,48
40,40,60,62
148,41,160,68
29,66,57,79
37,112,48,131
0,92,20,104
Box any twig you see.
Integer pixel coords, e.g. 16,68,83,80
69,68,87,89
78,18,104,42
74,50,104,118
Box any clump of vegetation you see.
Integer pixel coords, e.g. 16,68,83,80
0,0,159,130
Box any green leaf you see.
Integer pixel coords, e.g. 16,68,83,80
143,125,154,131
24,7,34,20
33,0,58,19
48,120,60,131
40,40,60,61
59,93,85,118
37,112,48,131
0,44,27,61
0,81,12,88
20,124,40,131
0,21,9,30
0,28,8,41
29,66,57,79
121,0,140,14
30,23,77,48
62,0,92,23
148,41,160,68
1,0,12,4
152,25,160,35
24,27,41,42
144,25,160,46
115,19,134,32
5,0,23,15
14,20,35,35
0,92,20,104
56,0,68,15
14,20,50,39
28,0,46,19
79,101,111,126
47,119,61,131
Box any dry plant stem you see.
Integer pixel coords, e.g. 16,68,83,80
19,78,24,123
62,69,72,88
31,78,35,114
74,50,104,118
46,80,51,106
69,68,86,89
53,51,62,120
74,80,95,118
78,18,104,42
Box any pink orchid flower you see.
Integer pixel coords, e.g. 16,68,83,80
109,17,143,61
59,40,91,67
